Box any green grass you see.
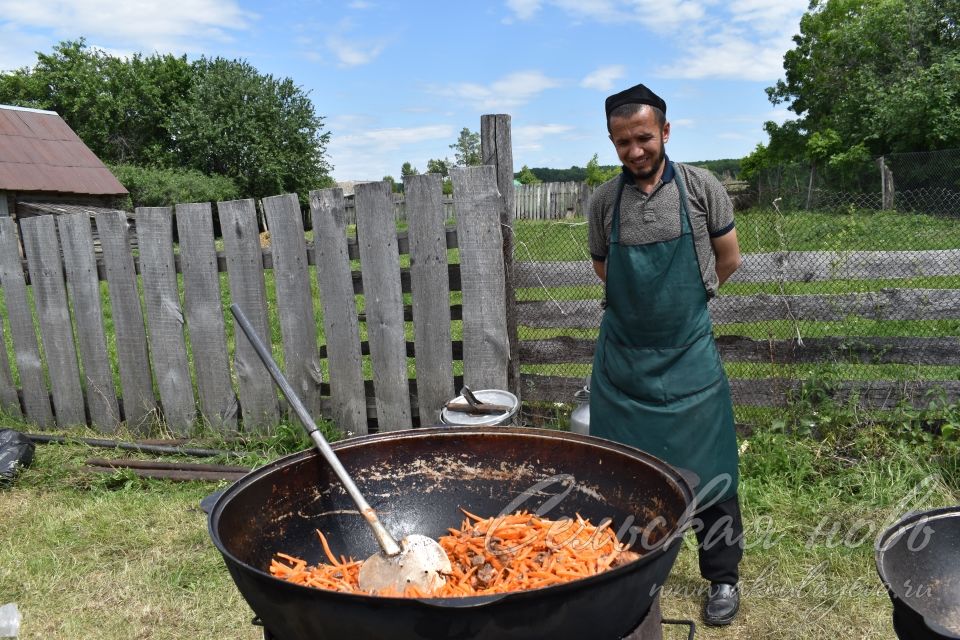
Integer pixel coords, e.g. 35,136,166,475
2,413,957,639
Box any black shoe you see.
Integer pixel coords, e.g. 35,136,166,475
703,582,739,626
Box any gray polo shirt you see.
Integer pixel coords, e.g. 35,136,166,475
587,160,735,297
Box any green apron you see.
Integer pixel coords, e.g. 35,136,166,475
590,163,738,505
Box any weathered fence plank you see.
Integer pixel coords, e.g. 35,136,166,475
218,199,279,431
176,203,238,431
262,194,324,419
96,210,156,430
57,213,120,430
0,310,19,417
309,188,367,436
482,113,521,400
451,166,510,391
519,335,960,367
355,181,412,430
515,249,960,290
517,289,960,328
730,249,960,283
136,207,195,433
20,215,86,426
520,373,960,410
0,218,51,424
404,174,454,425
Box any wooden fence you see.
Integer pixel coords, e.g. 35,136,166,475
513,249,960,409
340,180,593,224
0,168,511,435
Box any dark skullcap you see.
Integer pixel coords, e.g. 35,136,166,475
604,83,667,119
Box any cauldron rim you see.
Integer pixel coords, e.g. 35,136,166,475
876,504,960,639
208,425,696,606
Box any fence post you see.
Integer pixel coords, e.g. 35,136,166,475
480,114,521,401
879,156,895,210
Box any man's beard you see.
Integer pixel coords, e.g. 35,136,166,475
633,140,665,180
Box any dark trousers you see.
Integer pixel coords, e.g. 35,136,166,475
693,494,743,585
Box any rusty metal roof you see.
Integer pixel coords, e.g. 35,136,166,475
0,105,128,196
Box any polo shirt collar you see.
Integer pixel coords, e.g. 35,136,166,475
621,155,674,185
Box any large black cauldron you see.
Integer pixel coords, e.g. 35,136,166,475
208,427,695,640
876,506,960,639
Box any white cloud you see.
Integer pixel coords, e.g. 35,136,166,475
657,28,790,80
435,70,562,111
331,124,455,150
325,34,388,67
506,0,806,81
505,0,542,20
513,123,575,152
581,65,625,91
0,0,253,55
670,118,696,128
0,25,48,71
348,1,374,8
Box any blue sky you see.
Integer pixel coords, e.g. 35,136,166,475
0,0,808,182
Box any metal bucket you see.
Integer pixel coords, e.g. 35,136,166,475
440,388,520,426
570,379,590,436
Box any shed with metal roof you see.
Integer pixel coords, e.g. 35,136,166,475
0,104,128,219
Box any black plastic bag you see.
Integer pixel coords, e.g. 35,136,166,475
0,429,34,484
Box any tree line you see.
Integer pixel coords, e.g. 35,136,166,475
744,0,960,186
0,39,333,206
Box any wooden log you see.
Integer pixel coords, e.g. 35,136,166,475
136,207,195,434
309,188,367,436
0,218,49,424
729,249,960,283
218,199,279,431
21,215,86,427
518,373,960,410
452,166,510,391
518,335,960,366
57,213,120,430
404,174,455,425
481,114,521,400
262,194,324,419
175,203,238,431
355,181,412,430
86,457,250,473
82,465,248,482
516,289,960,328
514,250,960,290
96,210,156,430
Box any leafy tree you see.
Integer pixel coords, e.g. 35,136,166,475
110,163,239,208
170,57,331,201
400,162,419,177
0,40,333,201
450,127,481,166
759,0,960,169
426,158,450,177
516,165,541,184
383,175,400,193
585,154,621,186
0,40,192,166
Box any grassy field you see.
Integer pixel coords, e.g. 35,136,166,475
1,411,957,639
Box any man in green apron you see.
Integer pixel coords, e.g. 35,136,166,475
588,83,744,626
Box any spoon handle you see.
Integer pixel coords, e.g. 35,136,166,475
230,304,402,557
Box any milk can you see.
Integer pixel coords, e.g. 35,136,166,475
569,377,590,435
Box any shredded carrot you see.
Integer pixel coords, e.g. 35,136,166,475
268,510,641,597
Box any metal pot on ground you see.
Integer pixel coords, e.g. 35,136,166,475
208,426,695,640
876,505,960,639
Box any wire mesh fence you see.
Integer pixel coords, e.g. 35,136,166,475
513,149,960,426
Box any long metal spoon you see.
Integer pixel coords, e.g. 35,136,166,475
230,304,451,594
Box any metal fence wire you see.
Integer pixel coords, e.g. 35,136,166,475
513,148,960,422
